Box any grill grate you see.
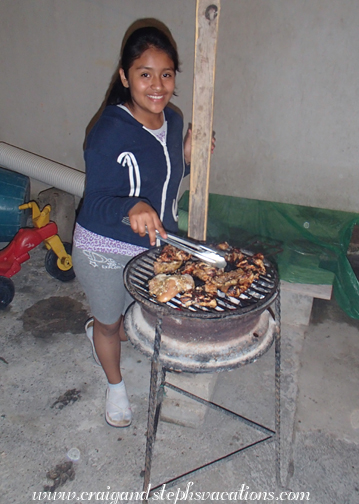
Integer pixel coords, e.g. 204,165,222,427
124,246,279,319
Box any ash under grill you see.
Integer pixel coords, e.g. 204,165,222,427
124,246,279,319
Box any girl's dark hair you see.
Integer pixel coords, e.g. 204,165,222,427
106,26,179,106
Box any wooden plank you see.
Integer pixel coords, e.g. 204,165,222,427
188,0,220,241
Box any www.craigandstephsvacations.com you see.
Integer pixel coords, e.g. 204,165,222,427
32,482,311,502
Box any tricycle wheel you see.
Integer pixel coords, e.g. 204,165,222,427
45,242,76,282
0,276,15,309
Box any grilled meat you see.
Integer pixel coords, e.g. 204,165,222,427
218,241,230,251
153,244,192,275
153,260,182,275
148,273,194,303
190,262,220,282
157,244,192,262
179,288,217,308
150,243,266,306
251,253,266,274
225,249,244,265
192,289,217,308
226,281,254,297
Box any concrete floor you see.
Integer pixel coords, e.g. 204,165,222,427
1,244,359,504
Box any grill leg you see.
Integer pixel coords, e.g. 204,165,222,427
275,291,282,487
154,367,167,441
142,318,162,502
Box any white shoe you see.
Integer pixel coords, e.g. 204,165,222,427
105,384,132,428
85,318,101,366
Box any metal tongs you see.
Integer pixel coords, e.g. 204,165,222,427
122,217,227,269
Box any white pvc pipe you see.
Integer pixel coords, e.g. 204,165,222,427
0,142,85,198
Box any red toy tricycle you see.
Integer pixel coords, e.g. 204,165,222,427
0,201,75,309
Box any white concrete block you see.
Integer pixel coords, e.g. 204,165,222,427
280,281,333,326
280,281,332,300
161,371,219,429
280,290,314,326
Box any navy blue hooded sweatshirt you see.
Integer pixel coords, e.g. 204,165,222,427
77,105,189,248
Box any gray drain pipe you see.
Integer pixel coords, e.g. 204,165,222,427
0,142,85,198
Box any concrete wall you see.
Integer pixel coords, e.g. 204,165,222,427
1,0,358,212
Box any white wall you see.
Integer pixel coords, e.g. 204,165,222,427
1,0,358,212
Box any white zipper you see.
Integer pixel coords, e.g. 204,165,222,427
143,125,170,223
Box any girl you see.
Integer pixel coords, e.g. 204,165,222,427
72,25,192,427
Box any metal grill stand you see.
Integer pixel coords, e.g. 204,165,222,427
127,293,281,502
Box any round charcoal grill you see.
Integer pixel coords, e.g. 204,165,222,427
124,246,278,317
124,246,279,372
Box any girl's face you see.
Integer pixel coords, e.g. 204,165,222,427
119,47,176,128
